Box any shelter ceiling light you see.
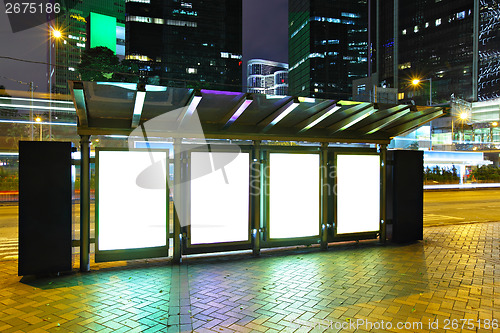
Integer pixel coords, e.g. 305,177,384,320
131,83,146,128
222,94,253,129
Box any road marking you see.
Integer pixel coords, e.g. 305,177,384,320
0,238,18,261
424,214,465,221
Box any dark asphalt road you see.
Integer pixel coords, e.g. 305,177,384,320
0,189,499,248
424,189,500,226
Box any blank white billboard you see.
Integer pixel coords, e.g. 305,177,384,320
269,153,320,239
336,154,380,234
190,152,250,244
98,150,167,251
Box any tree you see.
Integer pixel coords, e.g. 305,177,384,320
77,47,121,81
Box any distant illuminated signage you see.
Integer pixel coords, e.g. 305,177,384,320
90,12,117,53
336,154,380,234
269,153,320,239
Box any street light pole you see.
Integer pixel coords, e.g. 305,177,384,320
411,77,433,105
48,27,61,141
429,77,432,106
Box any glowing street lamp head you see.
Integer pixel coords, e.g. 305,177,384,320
459,112,468,120
492,121,498,127
52,29,62,38
412,79,420,85
35,117,42,122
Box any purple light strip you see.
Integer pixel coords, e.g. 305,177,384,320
224,99,253,128
201,89,242,96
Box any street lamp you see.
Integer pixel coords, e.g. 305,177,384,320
490,121,498,144
35,117,42,141
411,77,433,106
49,26,62,141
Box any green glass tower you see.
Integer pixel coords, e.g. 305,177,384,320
288,0,369,99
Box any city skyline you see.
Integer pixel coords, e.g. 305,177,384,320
0,0,288,95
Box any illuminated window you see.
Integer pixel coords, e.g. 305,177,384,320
402,29,407,35
186,67,197,74
125,54,151,62
166,19,197,27
126,15,163,24
398,92,404,100
425,22,429,28
341,12,360,18
435,18,441,26
414,25,419,33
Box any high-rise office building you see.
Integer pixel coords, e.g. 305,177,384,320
478,0,500,101
288,0,369,99
126,0,242,92
51,1,125,94
374,0,500,104
247,59,288,95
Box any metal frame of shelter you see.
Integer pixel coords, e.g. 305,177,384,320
70,81,444,271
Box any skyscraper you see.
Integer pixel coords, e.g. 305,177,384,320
247,59,288,95
51,1,125,94
126,0,242,91
375,0,500,104
288,0,369,99
478,0,500,101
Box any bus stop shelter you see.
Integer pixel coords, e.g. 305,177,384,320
69,81,444,271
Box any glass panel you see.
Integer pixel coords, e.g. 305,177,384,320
336,154,380,234
190,152,249,244
269,153,320,239
98,150,167,250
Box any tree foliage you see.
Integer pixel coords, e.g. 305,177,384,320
78,47,120,81
424,165,459,183
78,46,141,82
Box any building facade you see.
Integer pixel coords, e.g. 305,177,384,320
376,0,500,105
478,0,500,101
51,1,125,94
247,59,288,95
288,0,369,99
126,0,242,91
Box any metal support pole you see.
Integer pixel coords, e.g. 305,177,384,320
320,142,329,250
29,82,34,141
379,144,387,244
80,135,90,272
251,140,261,256
429,77,432,106
172,138,182,264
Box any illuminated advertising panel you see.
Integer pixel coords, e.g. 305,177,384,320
336,154,380,234
190,152,250,244
98,150,167,251
89,12,117,53
269,153,320,239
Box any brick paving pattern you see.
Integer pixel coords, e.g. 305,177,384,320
0,222,498,332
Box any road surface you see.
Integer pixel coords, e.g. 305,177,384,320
424,189,500,226
1,190,500,260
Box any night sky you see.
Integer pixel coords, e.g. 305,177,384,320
0,0,289,94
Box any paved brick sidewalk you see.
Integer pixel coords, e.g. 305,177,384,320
0,222,499,333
